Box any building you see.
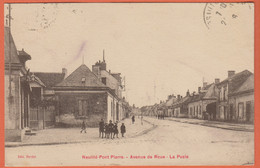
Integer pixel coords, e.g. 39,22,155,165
53,64,122,127
5,27,32,141
29,70,66,129
172,91,191,118
216,70,253,121
188,82,218,119
165,94,177,117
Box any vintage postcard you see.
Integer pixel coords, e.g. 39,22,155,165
2,1,257,167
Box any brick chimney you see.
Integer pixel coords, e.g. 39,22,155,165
198,87,201,93
92,65,101,78
228,71,235,78
62,68,67,78
215,78,220,84
177,95,180,100
186,90,190,97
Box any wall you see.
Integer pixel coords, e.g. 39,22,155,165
234,93,254,123
56,91,108,127
5,72,21,130
5,70,24,141
101,70,121,98
188,101,202,119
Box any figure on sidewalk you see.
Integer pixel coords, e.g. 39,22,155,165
99,119,105,138
80,120,87,133
108,120,114,139
120,123,126,137
132,115,135,124
104,123,109,139
113,122,119,138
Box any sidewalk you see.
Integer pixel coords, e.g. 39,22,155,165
5,117,155,148
165,117,254,132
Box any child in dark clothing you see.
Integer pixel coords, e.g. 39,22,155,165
113,123,119,138
120,123,126,137
80,121,86,133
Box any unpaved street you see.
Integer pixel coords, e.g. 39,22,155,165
5,117,254,166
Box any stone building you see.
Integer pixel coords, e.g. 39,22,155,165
172,91,191,118
216,70,253,121
188,82,218,119
5,27,31,141
29,70,66,129
53,64,122,127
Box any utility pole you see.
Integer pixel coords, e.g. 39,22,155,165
8,4,12,98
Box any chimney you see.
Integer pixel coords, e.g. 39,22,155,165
168,95,172,100
215,78,220,84
228,71,235,78
62,68,67,78
203,82,207,88
186,90,190,97
92,65,101,78
177,95,180,100
198,87,201,93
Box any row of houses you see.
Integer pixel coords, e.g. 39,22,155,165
141,70,254,124
4,27,131,142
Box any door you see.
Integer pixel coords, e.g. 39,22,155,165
116,103,119,121
246,102,251,122
229,104,233,121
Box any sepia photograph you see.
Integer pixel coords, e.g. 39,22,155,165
3,2,255,166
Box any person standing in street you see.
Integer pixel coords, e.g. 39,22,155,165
132,115,135,124
120,123,126,137
80,120,87,133
99,119,105,138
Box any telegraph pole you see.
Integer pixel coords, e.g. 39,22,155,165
8,4,12,98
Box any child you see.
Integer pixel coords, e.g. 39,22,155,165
113,123,119,138
120,123,126,137
105,123,109,139
80,121,86,133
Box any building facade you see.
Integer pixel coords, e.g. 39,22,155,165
5,27,31,141
216,70,253,122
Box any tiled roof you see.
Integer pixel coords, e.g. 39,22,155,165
166,96,178,106
189,92,206,103
33,72,65,88
203,84,218,99
4,27,21,64
56,64,105,88
232,74,254,95
217,70,253,94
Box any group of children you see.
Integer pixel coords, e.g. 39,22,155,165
99,119,126,139
80,119,126,139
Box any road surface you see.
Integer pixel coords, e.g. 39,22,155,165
5,117,254,166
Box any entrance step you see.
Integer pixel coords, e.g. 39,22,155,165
25,132,37,136
24,129,37,136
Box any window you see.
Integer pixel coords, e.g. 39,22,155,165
81,77,86,84
78,100,88,116
102,77,106,85
238,103,244,119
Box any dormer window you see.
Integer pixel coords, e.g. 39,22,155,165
81,77,86,84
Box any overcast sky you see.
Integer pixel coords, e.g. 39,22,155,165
4,3,254,107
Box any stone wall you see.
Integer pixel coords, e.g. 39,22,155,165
56,92,108,127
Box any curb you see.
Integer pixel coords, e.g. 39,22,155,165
5,119,156,148
167,118,254,132
130,119,157,138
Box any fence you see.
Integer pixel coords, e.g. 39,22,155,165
30,105,56,129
